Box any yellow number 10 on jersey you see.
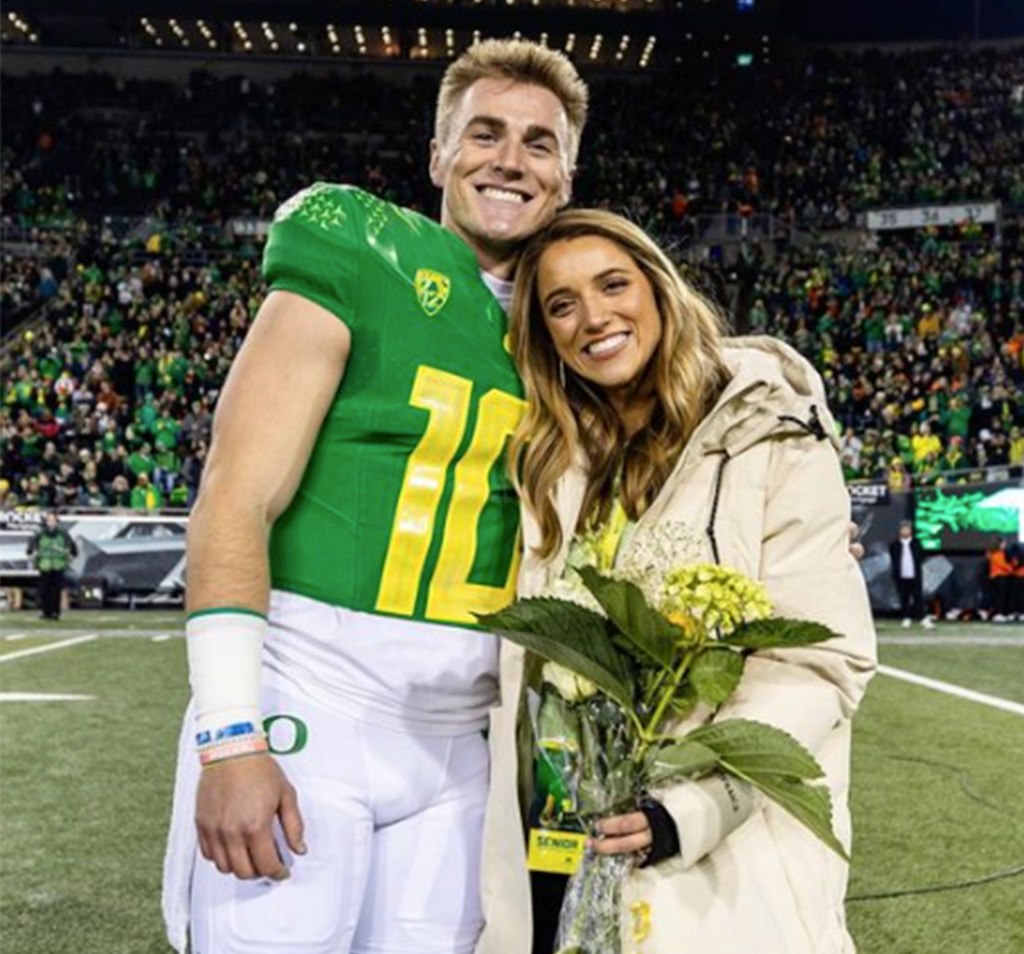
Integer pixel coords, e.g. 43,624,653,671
375,365,525,625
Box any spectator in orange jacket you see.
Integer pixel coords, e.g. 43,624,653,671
987,538,1016,622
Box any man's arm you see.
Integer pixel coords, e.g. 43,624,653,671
188,289,351,881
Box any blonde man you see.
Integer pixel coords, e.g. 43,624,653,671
163,40,587,954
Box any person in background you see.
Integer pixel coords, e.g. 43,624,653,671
889,520,934,629
26,509,78,620
886,456,912,492
987,537,1016,622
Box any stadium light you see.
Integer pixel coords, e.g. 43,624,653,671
639,34,656,67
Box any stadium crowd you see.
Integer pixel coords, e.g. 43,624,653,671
1,46,1023,511
751,228,1024,486
4,47,1024,230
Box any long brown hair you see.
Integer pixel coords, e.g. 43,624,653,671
507,210,730,558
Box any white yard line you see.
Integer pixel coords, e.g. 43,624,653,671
151,635,172,643
0,692,94,702
0,634,98,664
879,635,1024,647
878,665,1024,717
4,633,27,641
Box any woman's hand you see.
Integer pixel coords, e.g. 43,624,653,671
590,811,653,861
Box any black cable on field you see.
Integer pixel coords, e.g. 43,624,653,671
848,754,1024,901
848,863,1024,902
887,754,1022,823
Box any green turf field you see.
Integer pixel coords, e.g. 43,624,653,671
1,613,1022,954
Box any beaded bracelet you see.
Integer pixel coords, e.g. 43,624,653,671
199,735,270,767
196,719,268,767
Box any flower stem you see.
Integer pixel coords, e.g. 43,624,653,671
641,649,695,743
642,667,671,710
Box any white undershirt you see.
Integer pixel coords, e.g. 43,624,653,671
899,538,916,579
480,270,514,311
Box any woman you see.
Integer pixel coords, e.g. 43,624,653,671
475,210,876,954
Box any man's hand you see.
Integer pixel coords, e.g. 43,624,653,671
849,521,865,561
195,753,306,880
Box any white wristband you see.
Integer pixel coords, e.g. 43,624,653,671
186,610,266,738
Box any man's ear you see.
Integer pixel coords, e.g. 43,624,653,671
429,139,444,188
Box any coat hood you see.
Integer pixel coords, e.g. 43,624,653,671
696,335,840,459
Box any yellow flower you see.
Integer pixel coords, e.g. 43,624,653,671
659,564,772,638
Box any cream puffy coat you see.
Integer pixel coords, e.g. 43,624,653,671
476,337,877,954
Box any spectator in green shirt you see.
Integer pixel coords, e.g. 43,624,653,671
130,472,163,512
26,510,78,620
127,443,156,479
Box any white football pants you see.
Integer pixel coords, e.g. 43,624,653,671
186,681,489,954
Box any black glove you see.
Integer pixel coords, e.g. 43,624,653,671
637,796,681,868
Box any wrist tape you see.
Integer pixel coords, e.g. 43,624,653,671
186,609,267,763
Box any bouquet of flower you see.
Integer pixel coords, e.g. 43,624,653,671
479,550,847,954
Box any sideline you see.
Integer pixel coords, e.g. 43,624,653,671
878,634,1024,647
0,634,98,664
878,664,1024,717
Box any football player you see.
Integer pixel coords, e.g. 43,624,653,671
163,40,588,954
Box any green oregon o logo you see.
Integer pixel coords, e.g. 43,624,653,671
263,714,309,756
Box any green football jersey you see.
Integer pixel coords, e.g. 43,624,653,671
262,184,524,627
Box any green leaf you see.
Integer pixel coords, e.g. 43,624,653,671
723,617,840,651
721,769,848,861
684,719,824,781
681,719,846,858
668,682,699,722
690,647,745,708
576,566,677,670
644,739,720,785
478,598,636,710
